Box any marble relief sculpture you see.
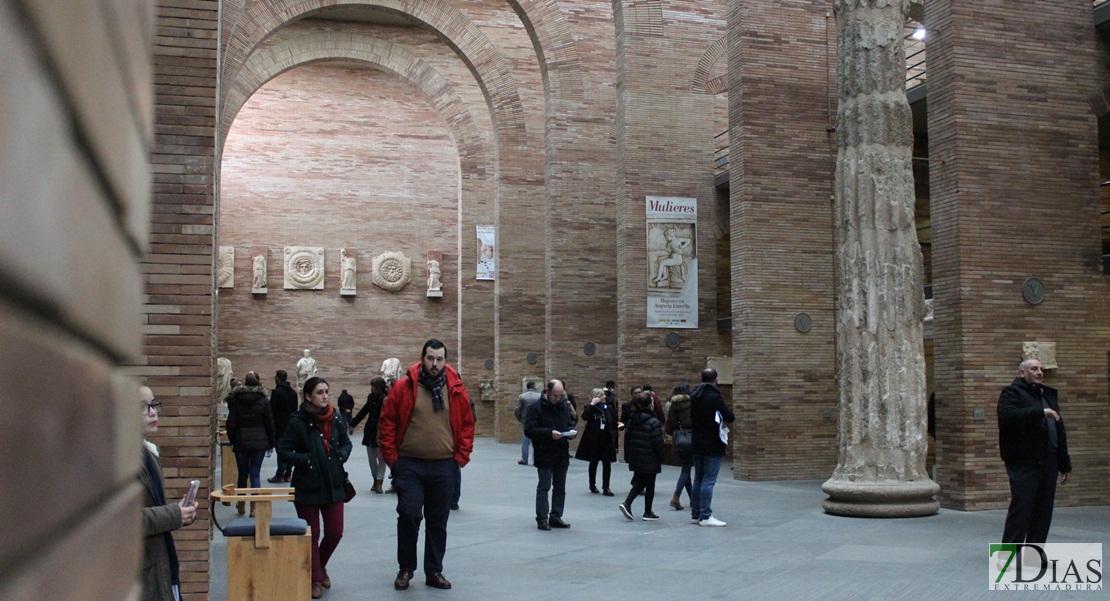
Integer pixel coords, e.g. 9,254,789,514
648,225,693,291
372,251,412,292
426,259,443,298
251,253,267,291
217,246,234,288
1022,341,1057,370
284,246,325,290
821,0,939,517
478,379,495,402
340,249,357,292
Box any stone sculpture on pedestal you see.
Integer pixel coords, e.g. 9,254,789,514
295,349,318,397
821,0,939,517
427,259,443,298
340,249,356,296
215,357,233,406
380,358,402,387
251,253,267,292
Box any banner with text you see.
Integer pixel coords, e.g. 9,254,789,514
646,196,697,329
476,225,495,280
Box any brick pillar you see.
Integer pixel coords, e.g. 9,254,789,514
926,0,1109,509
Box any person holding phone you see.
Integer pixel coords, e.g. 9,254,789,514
139,385,197,601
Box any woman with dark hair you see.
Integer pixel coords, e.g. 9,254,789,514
618,392,665,521
665,382,693,511
574,387,618,496
226,370,275,515
350,376,389,493
278,376,353,599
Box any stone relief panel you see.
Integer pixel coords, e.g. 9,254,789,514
372,251,412,292
284,246,325,290
217,246,234,288
478,379,495,402
706,356,733,385
1022,341,1058,370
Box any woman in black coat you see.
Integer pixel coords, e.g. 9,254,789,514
574,387,618,496
349,376,388,493
618,393,665,521
226,371,276,513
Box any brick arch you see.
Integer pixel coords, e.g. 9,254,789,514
692,36,727,94
222,0,527,148
221,33,489,175
505,0,585,102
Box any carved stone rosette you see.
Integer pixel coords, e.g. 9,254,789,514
217,246,234,288
284,246,325,290
372,251,412,292
822,0,939,517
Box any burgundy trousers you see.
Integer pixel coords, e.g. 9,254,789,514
295,501,345,583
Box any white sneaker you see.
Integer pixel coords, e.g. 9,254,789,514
699,516,726,527
690,517,700,524
618,504,634,521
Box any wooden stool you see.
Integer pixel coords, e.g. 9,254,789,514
212,485,310,601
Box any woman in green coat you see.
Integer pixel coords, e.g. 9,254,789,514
278,376,352,599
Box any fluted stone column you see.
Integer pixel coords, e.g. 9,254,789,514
822,0,939,517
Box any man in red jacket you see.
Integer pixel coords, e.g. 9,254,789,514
379,339,475,591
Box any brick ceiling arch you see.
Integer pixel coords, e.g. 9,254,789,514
693,36,727,94
222,0,527,148
505,0,585,102
221,32,490,177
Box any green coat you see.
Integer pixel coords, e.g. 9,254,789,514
138,447,183,601
278,410,352,505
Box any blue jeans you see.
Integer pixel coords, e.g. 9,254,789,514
690,454,723,521
393,457,457,574
520,426,531,463
235,449,266,489
536,462,568,522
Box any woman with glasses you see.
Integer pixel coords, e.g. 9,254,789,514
226,371,275,514
278,376,352,599
139,385,197,601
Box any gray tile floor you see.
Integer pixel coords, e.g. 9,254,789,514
210,438,1108,600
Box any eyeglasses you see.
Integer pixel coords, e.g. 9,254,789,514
141,401,163,414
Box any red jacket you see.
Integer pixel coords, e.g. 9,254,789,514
378,362,475,468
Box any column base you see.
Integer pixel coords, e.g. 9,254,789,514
821,478,940,517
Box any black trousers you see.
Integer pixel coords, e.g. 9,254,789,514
588,459,611,490
393,457,457,574
624,472,658,514
1002,453,1059,545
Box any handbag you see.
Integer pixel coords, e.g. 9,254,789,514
343,472,357,503
673,427,692,451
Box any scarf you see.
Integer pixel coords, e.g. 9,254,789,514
304,402,336,453
418,367,447,412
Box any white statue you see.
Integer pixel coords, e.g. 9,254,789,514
341,249,357,290
380,358,402,387
427,259,442,291
650,226,693,288
252,254,267,289
296,349,318,394
216,357,233,405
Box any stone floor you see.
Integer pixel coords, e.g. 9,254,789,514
210,438,1108,600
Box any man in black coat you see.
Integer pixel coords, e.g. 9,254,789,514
268,369,299,482
689,368,734,527
997,359,1072,545
524,379,577,530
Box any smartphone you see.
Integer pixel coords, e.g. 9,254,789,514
183,480,200,506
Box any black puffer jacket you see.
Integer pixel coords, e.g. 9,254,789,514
623,406,664,474
227,385,276,452
690,383,734,457
270,381,298,438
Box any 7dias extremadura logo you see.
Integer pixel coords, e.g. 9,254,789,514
989,544,1102,591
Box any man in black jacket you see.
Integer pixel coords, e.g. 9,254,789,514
268,370,299,483
524,379,577,530
689,368,734,527
997,359,1072,545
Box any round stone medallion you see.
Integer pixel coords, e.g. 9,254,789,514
665,332,680,348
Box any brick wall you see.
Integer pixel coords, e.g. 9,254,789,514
0,0,153,599
218,62,472,426
926,0,1110,510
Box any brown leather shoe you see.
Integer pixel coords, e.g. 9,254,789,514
425,572,452,589
311,582,323,599
394,569,414,590
321,568,331,589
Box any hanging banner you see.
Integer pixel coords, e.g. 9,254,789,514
646,196,698,329
476,225,495,280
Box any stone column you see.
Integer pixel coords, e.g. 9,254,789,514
822,0,939,517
